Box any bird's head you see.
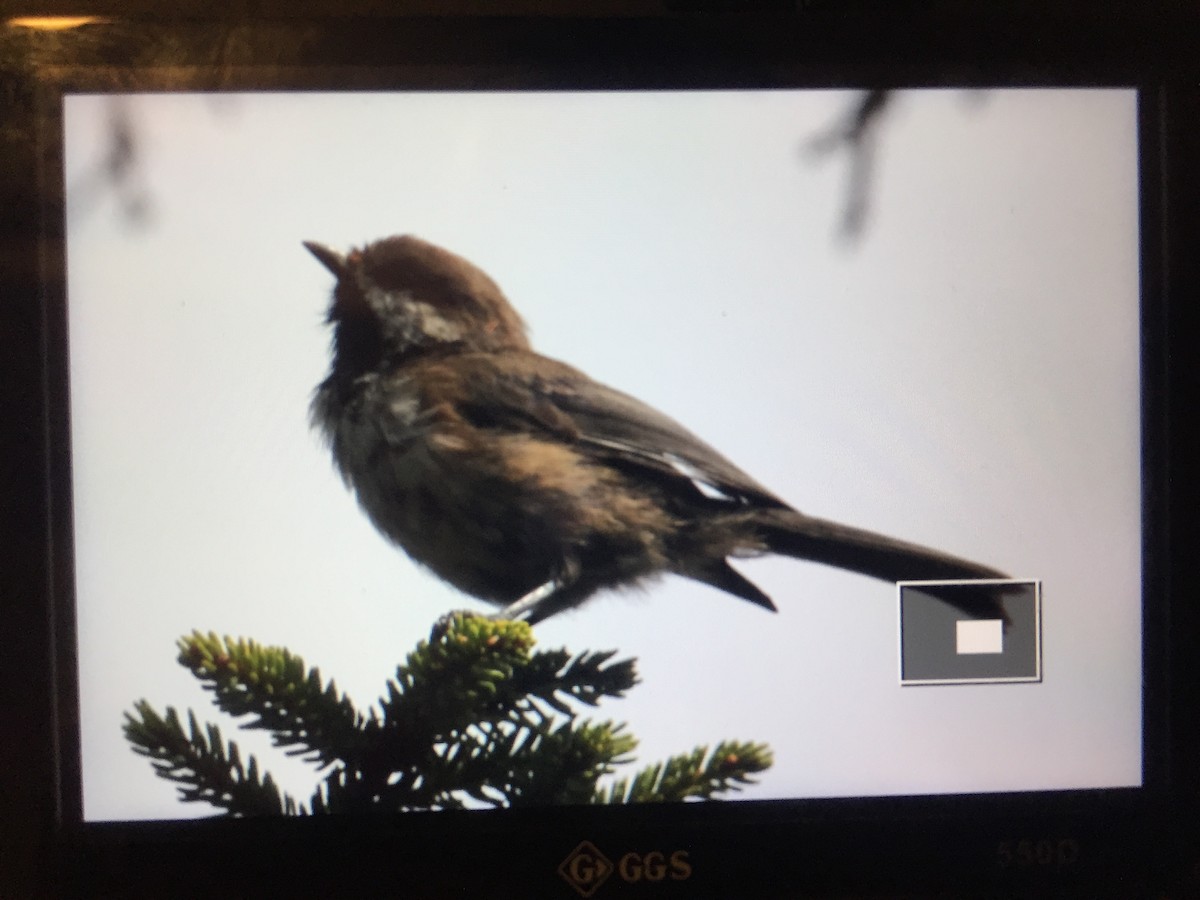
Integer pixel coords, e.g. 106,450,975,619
306,235,530,376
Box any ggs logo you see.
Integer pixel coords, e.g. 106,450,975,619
558,840,692,897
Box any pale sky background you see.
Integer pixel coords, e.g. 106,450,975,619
63,88,1142,822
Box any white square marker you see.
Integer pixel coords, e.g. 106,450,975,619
956,619,1004,655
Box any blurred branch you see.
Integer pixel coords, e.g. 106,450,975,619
67,96,151,226
807,89,891,242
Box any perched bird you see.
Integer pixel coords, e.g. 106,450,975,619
308,235,1004,625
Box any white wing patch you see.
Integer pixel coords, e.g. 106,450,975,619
581,436,749,504
665,453,739,503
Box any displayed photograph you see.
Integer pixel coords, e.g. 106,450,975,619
62,88,1142,821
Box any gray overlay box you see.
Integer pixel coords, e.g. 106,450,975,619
898,580,1042,685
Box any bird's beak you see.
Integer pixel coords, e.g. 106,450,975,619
303,241,346,278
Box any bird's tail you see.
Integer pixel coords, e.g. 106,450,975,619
756,508,1006,583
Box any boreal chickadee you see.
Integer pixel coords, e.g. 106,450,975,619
307,235,1004,624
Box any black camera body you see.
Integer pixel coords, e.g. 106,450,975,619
2,5,1197,897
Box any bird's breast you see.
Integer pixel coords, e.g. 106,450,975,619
314,372,562,602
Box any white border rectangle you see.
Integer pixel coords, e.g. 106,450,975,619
897,579,1043,686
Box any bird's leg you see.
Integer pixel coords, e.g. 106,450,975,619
490,578,562,622
491,559,583,624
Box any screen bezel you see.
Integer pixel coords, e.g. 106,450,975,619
7,12,1193,896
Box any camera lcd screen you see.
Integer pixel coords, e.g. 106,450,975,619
62,88,1142,821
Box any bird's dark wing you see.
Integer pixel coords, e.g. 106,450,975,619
449,351,790,509
429,350,1009,613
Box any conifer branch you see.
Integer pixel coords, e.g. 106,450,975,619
594,740,774,804
126,613,772,815
177,631,367,767
123,701,301,815
505,648,640,716
378,613,537,738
